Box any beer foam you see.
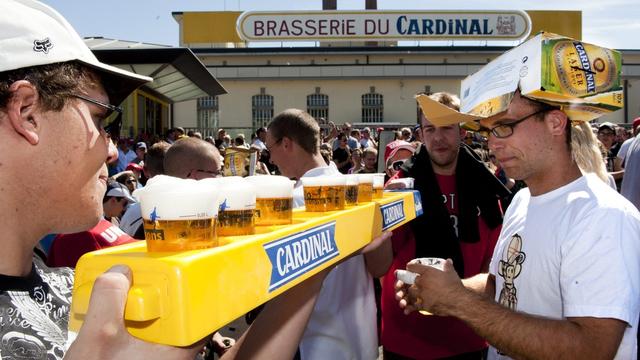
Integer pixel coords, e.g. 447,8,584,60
136,175,220,221
373,173,385,188
357,174,374,184
245,175,294,199
301,175,347,187
217,177,257,210
345,174,359,186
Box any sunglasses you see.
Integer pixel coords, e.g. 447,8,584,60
125,179,137,185
476,107,554,139
387,160,405,171
72,94,123,136
187,168,222,179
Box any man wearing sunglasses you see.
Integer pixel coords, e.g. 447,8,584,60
164,137,223,180
367,92,509,360
398,90,640,359
0,1,331,359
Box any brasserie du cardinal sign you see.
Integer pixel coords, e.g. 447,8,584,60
237,10,531,42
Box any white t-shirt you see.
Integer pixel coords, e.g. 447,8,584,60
489,174,640,359
617,137,634,165
294,165,378,360
621,136,640,210
119,202,142,237
252,138,267,152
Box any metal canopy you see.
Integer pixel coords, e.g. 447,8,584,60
86,40,227,102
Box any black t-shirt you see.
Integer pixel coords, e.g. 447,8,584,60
0,256,74,359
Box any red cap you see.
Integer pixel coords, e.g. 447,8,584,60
126,163,143,172
384,140,415,164
633,117,640,131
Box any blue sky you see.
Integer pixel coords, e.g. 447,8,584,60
42,0,640,49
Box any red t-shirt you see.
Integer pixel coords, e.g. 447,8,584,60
47,219,136,268
381,174,502,359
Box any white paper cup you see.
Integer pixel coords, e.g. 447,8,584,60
387,177,414,189
395,257,445,285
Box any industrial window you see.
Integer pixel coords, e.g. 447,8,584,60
252,90,274,130
307,91,329,122
362,88,383,123
196,96,219,137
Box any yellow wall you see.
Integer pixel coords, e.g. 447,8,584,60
527,11,581,40
182,12,244,44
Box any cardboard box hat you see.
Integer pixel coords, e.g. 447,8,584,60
417,32,623,129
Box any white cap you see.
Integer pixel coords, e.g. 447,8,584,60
1,0,152,104
106,182,135,204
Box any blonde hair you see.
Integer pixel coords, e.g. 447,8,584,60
571,121,609,183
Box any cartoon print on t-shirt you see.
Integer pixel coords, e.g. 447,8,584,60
498,233,526,311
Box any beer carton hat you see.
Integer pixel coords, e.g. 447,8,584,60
1,0,152,105
417,32,624,129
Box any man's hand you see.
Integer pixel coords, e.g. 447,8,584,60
65,265,206,359
211,332,235,356
395,258,466,316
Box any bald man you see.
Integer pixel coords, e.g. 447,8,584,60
164,137,223,179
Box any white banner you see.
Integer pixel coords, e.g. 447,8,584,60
237,10,532,42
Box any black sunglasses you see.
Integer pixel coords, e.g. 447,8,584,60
187,168,222,179
388,160,405,171
72,94,123,136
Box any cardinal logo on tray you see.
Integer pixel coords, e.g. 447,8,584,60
263,221,338,292
381,200,406,230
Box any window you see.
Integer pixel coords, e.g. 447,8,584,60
197,96,219,137
307,90,329,121
362,88,383,123
136,92,168,137
252,89,274,130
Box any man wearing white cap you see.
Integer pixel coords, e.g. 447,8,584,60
0,1,328,359
102,181,136,224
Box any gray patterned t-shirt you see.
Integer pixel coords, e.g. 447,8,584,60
0,256,74,360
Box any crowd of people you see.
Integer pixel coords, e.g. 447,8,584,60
2,1,640,360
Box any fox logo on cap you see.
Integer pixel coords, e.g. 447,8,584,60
33,38,53,54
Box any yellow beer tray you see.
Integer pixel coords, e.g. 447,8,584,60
69,190,423,346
